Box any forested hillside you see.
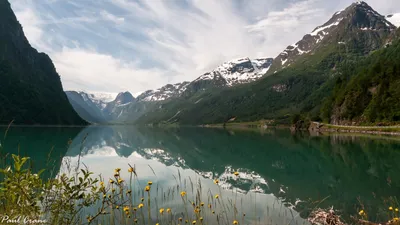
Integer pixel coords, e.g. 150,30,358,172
0,1,86,125
321,35,400,125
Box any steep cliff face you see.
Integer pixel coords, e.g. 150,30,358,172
0,1,86,125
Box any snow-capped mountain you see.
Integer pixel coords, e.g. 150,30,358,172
66,91,135,123
136,82,190,102
194,57,272,86
137,57,272,102
80,91,117,109
268,1,396,73
386,13,400,27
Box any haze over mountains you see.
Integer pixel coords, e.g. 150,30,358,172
1,0,400,126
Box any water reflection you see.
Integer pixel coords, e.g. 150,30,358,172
64,126,400,222
0,126,83,178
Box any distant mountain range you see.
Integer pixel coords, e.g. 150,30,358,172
66,57,273,123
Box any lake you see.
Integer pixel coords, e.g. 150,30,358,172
1,125,400,224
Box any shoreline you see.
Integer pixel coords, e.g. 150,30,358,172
309,122,400,136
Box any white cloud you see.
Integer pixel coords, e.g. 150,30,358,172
387,13,400,27
8,0,400,94
100,10,125,24
52,47,167,93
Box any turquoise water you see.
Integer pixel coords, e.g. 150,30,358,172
1,125,400,224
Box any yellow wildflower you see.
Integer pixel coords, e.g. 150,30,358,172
185,220,189,223
127,190,132,194
123,206,130,212
134,218,138,223
179,217,183,222
390,206,394,211
233,220,238,224
167,208,171,213
192,221,196,224
116,205,119,209
118,179,124,184
200,202,204,206
396,208,399,212
359,210,365,215
148,181,153,186
145,185,151,192
180,191,186,197
133,207,137,211
159,208,165,214
112,188,115,193
234,171,239,176
138,203,144,209
109,179,114,184
214,179,219,184
114,173,119,177
200,217,203,221
115,168,121,173
128,167,134,173
212,210,215,214
215,194,219,199
100,181,104,186
393,218,399,222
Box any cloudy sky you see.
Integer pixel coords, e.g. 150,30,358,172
9,0,400,95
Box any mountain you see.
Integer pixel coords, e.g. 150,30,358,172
66,91,135,123
267,1,396,74
134,1,398,126
191,57,273,87
65,91,111,123
136,82,190,102
0,1,86,125
102,91,135,121
136,57,273,102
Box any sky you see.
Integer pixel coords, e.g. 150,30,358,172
9,0,400,95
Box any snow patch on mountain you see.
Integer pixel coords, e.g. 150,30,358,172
310,18,343,36
76,91,117,109
87,92,118,103
137,82,190,102
195,57,273,86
